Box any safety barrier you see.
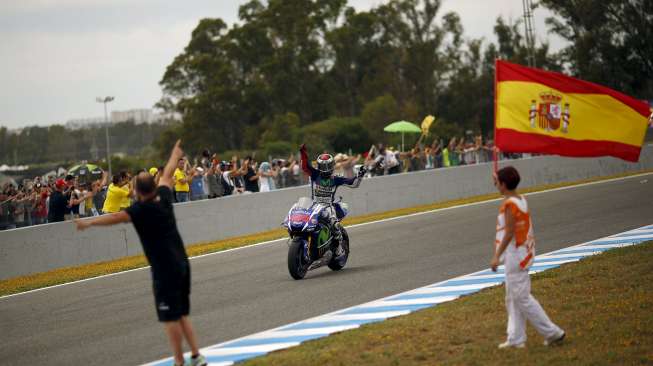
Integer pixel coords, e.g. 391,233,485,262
1,145,652,280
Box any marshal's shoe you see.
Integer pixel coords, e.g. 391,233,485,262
544,331,565,346
498,341,525,349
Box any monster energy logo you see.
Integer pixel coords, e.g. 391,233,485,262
317,227,330,249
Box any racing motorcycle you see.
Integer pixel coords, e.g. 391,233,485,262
283,196,350,280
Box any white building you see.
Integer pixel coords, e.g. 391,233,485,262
110,109,153,124
111,109,180,124
66,108,180,128
65,116,105,129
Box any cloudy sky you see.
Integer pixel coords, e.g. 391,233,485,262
0,0,564,129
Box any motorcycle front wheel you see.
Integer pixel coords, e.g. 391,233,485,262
288,237,310,280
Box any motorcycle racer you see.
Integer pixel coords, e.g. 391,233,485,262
299,144,365,249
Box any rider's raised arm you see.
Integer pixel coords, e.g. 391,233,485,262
334,166,365,188
334,176,361,188
299,144,319,180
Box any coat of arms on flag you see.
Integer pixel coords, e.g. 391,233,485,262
529,91,571,133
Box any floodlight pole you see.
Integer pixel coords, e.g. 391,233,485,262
522,0,536,67
96,96,114,176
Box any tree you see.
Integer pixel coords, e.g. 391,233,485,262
158,1,350,155
259,113,301,146
492,16,560,71
159,18,245,154
541,0,653,98
325,7,384,116
299,117,373,154
437,39,490,134
436,16,561,136
152,0,648,160
361,94,401,142
0,122,172,166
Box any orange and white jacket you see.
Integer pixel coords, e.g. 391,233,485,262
495,196,535,272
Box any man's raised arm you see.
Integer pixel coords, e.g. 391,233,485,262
299,144,316,177
159,140,184,188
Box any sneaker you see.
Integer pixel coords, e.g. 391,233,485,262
498,341,525,349
544,331,565,346
190,354,208,366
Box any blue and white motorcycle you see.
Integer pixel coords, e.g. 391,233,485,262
283,197,350,280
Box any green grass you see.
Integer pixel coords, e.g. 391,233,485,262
243,241,653,366
1,169,651,297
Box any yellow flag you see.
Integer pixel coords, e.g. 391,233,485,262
421,115,435,135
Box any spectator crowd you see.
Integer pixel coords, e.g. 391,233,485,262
1,135,515,231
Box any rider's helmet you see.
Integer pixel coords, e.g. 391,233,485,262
316,153,335,179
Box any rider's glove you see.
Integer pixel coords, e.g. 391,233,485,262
357,167,367,178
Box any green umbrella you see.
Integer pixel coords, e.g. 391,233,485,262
68,164,103,184
383,121,422,151
68,163,99,175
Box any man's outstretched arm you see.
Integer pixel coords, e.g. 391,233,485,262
159,140,184,189
75,211,130,231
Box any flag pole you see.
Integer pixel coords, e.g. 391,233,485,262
493,147,499,173
493,58,499,175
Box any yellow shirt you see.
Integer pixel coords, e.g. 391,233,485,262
174,168,190,192
119,187,132,209
102,184,130,213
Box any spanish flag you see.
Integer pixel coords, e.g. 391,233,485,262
495,60,650,162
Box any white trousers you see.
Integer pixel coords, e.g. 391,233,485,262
504,256,562,344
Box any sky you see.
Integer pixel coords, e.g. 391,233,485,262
0,0,564,129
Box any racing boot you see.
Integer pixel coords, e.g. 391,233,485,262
330,218,345,256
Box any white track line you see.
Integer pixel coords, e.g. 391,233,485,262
420,283,497,292
593,234,653,241
557,243,635,252
2,171,651,300
308,311,411,322
536,252,593,260
202,343,299,356
363,296,460,307
244,326,360,339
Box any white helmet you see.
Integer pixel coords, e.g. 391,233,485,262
316,153,335,179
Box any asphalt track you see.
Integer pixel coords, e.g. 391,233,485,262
1,173,652,366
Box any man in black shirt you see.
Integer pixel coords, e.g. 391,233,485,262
75,140,207,366
63,175,79,219
48,179,68,223
241,156,259,193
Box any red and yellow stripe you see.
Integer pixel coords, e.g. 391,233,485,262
495,60,650,162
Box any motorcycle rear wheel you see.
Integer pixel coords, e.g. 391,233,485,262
288,237,310,280
328,228,349,271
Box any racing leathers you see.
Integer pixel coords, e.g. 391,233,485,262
300,145,363,249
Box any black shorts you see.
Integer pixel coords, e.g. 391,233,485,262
152,269,191,322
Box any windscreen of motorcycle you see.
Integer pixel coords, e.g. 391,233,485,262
288,207,318,231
